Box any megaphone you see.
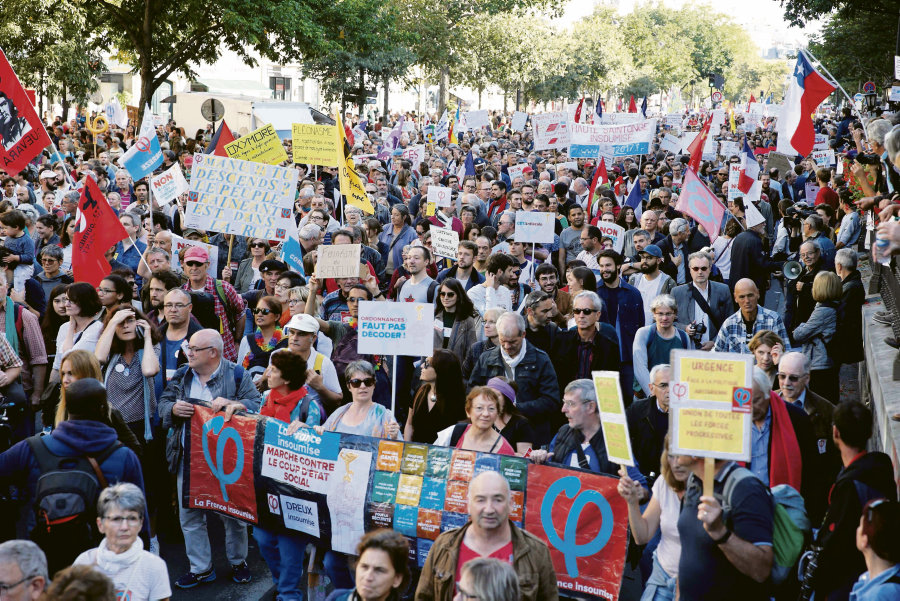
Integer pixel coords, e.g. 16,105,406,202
783,261,802,281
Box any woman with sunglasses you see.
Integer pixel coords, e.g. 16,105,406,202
433,278,481,365
404,349,466,444
232,237,270,293
236,296,288,382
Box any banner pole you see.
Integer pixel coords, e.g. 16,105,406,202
703,457,715,499
391,355,397,416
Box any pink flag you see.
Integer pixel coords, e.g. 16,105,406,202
675,169,727,244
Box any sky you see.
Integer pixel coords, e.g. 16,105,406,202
558,0,825,51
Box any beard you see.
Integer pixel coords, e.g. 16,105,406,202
640,262,656,274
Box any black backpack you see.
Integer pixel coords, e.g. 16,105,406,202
27,436,121,540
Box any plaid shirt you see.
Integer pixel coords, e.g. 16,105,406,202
0,335,23,370
713,306,789,354
183,275,246,362
0,304,47,393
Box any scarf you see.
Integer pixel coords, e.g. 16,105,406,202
4,297,17,355
242,327,284,368
768,391,803,492
95,537,143,574
261,386,308,423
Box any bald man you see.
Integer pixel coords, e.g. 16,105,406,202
416,471,558,601
714,279,788,354
728,221,777,304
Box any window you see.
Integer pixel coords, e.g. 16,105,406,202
270,76,291,101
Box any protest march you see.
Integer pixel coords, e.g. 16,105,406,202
2,7,900,601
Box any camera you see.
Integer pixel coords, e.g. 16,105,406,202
783,203,815,230
688,320,706,344
856,153,881,166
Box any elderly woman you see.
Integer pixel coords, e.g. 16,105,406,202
791,271,840,401
456,558,520,601
447,386,515,455
462,307,503,380
73,483,170,601
230,237,270,293
325,530,411,601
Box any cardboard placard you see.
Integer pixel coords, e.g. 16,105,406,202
316,244,362,279
150,163,189,206
595,221,625,254
224,123,288,165
426,186,452,208
291,123,340,166
430,226,459,259
591,371,635,466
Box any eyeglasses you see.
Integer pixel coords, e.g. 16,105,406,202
288,298,302,305
252,308,274,316
96,287,115,294
777,373,803,382
163,302,190,309
40,258,59,263
0,575,36,596
184,261,205,267
455,583,478,600
439,291,456,297
185,345,214,354
573,308,596,315
654,311,675,318
348,377,375,388
690,266,709,272
562,398,592,408
103,515,142,526
653,381,670,389
250,242,268,249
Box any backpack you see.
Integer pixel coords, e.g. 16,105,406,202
717,465,811,585
26,436,122,541
213,279,239,336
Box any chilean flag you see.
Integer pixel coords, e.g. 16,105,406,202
776,51,836,157
737,138,759,193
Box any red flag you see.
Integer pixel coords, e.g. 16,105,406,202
687,114,713,173
0,47,52,174
345,123,355,147
747,93,756,113
675,168,727,244
628,95,637,113
574,97,585,124
585,157,608,220
73,177,129,287
206,120,235,157
613,175,625,197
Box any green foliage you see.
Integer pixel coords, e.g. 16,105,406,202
781,0,900,28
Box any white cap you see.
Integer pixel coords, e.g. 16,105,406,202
39,170,56,180
284,313,319,334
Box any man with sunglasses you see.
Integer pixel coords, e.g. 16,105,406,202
672,251,732,350
556,291,620,388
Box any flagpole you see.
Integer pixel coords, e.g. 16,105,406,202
800,48,870,140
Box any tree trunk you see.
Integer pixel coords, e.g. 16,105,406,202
515,88,522,112
478,88,482,110
438,65,449,116
382,75,390,126
61,83,69,123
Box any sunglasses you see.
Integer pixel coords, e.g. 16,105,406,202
690,266,709,272
573,308,596,315
252,308,274,316
250,242,268,248
777,373,803,382
439,291,456,297
184,261,205,267
348,377,375,389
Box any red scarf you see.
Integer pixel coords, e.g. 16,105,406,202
768,391,803,492
261,386,308,423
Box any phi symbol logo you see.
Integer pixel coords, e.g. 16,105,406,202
201,415,244,502
540,476,613,577
268,494,280,515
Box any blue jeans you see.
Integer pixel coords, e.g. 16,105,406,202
641,551,676,601
324,550,354,590
253,527,309,601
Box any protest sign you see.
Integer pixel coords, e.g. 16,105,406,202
426,186,452,208
595,221,625,254
727,163,742,202
315,244,361,279
185,153,298,242
719,140,740,158
507,164,526,181
280,236,305,276
291,123,340,166
669,350,754,461
665,113,682,130
557,161,578,173
514,210,556,243
120,104,163,181
357,301,435,357
805,182,820,201
660,133,681,155
465,110,490,130
224,123,288,165
150,164,189,206
766,152,794,178
0,49,52,175
171,234,218,278
599,113,643,125
532,112,569,151
811,149,835,167
402,145,425,170
591,372,635,466
892,86,900,102
126,105,139,126
680,131,698,153
569,119,657,159
511,111,528,132
430,226,459,259
813,133,829,151
186,413,628,601
895,55,900,79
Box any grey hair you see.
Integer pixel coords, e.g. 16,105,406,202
460,558,520,601
419,176,433,186
564,378,597,406
574,290,603,312
649,363,671,386
146,247,170,261
886,124,900,162
39,244,64,260
835,247,857,271
650,294,677,314
780,351,811,376
496,311,526,336
345,359,375,380
483,307,504,323
196,328,224,356
523,290,551,311
299,223,321,241
298,187,315,199
632,229,651,240
752,366,772,397
670,218,689,235
688,250,711,265
0,540,48,584
97,482,145,518
867,119,892,146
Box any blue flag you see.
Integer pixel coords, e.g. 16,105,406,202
280,236,306,276
595,98,603,120
119,104,162,180
624,177,643,221
456,150,476,182
640,97,648,118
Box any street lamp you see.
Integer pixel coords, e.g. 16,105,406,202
864,91,878,113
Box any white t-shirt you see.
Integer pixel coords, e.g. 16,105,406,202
652,476,683,578
467,284,512,316
53,319,104,371
632,274,667,325
74,546,171,601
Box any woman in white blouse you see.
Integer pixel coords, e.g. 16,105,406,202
51,282,104,383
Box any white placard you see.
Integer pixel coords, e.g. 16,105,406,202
357,301,435,357
556,161,578,173
727,163,742,203
813,133,829,151
569,119,657,159
599,113,643,125
150,164,189,206
465,110,490,130
514,210,555,243
401,145,425,169
811,149,835,167
719,141,740,158
280,495,320,537
660,134,682,155
316,244,362,279
891,86,900,102
511,111,527,132
430,226,459,259
426,185,453,208
895,56,900,79
532,112,569,151
507,164,526,181
595,221,625,253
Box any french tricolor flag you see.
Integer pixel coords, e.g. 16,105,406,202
776,52,836,157
737,138,759,194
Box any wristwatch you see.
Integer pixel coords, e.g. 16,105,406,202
713,528,732,545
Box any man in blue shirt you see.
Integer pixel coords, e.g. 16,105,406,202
114,213,147,287
596,249,644,401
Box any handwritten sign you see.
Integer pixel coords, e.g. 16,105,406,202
805,182,820,202
811,149,835,167
595,221,625,253
186,153,298,241
291,123,340,166
465,110,490,130
719,141,740,158
430,226,459,259
507,164,526,181
426,186,452,208
660,134,682,155
402,145,425,170
357,301,435,357
670,350,753,461
225,123,288,165
316,244,361,279
591,371,635,466
511,111,527,132
514,211,555,243
150,164,189,206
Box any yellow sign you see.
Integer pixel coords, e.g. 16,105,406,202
677,356,748,403
603,422,634,465
593,373,624,415
425,202,436,217
334,112,374,214
395,474,423,506
224,123,288,165
291,123,340,166
676,407,745,456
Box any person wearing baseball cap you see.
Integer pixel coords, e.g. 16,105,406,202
180,245,246,362
278,313,342,411
629,244,675,326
